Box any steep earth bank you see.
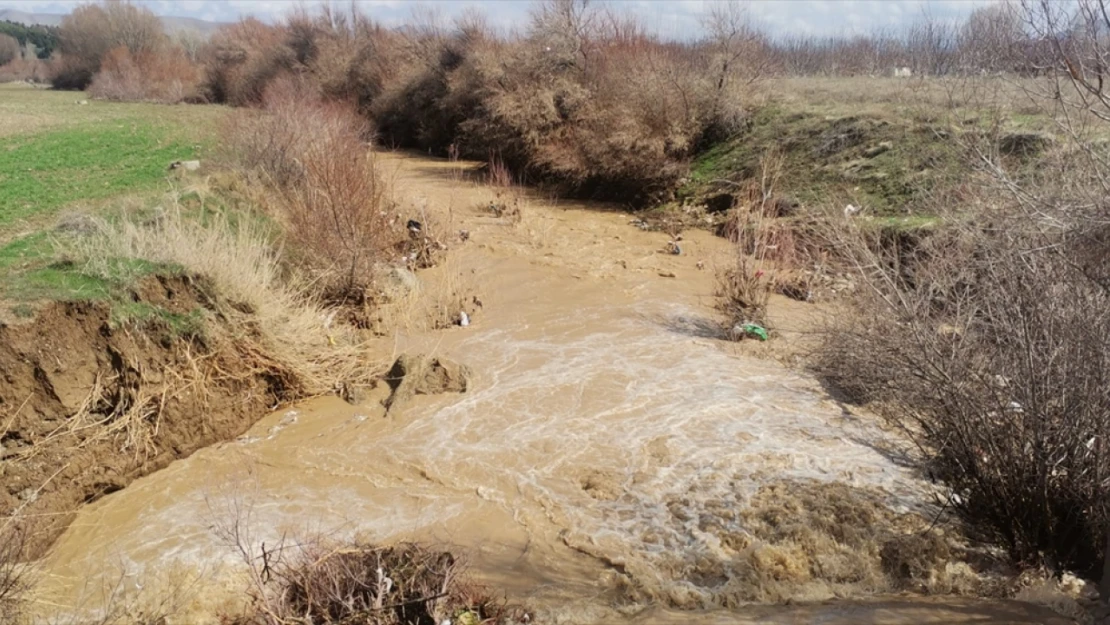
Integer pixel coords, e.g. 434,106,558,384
0,275,286,557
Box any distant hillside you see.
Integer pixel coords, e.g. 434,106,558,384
0,9,225,35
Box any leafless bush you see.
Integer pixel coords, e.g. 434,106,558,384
716,152,802,329
229,540,515,625
220,79,315,187
0,34,19,66
0,57,49,83
53,0,166,90
88,45,201,103
224,79,398,304
484,155,523,224
201,18,296,106
0,521,30,624
209,499,521,625
195,1,761,206
816,205,1110,582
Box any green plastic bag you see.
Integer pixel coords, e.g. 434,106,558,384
741,323,768,341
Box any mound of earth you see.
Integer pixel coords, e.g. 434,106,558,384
382,354,472,414
0,275,288,557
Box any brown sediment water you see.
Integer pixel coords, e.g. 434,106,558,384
32,153,1074,624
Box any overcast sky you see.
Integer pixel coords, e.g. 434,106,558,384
0,0,997,38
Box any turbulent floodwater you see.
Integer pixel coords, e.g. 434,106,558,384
33,153,1074,624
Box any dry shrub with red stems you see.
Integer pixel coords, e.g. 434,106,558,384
224,78,399,304
201,17,296,106
52,0,165,90
0,58,50,83
88,45,201,103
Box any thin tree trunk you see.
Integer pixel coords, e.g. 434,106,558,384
1100,527,1110,597
1103,526,1110,600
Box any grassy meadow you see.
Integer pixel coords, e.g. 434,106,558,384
0,83,226,320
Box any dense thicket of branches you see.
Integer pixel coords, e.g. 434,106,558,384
52,0,166,89
815,0,1110,595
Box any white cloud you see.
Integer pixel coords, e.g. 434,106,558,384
0,0,998,36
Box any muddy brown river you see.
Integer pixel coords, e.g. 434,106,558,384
32,154,1074,624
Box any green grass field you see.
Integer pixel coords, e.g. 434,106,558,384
0,123,197,226
0,83,226,321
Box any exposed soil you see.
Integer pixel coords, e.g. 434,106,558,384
0,275,286,557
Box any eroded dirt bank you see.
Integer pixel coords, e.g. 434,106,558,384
0,275,285,558
30,154,1079,624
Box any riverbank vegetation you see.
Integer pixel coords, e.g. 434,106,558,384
2,0,1110,620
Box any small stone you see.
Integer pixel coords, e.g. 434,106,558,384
168,160,201,171
658,271,676,278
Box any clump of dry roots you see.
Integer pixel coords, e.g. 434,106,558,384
231,541,528,625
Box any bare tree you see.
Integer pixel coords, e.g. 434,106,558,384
173,28,205,62
959,2,1025,73
906,12,958,76
702,2,768,89
529,0,596,72
55,0,166,89
0,34,19,66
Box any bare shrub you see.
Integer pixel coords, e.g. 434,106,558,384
0,521,30,624
815,207,1110,581
281,112,393,302
206,494,521,625
0,34,19,66
0,58,49,83
88,45,201,103
54,0,166,90
484,155,523,224
228,540,515,625
201,18,296,106
716,152,799,330
223,79,399,304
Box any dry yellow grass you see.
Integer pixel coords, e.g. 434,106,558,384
0,82,225,142
764,75,1095,135
72,191,382,395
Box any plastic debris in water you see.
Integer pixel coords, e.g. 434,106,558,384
459,311,470,327
732,323,768,341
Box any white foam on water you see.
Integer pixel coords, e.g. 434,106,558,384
40,298,935,615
